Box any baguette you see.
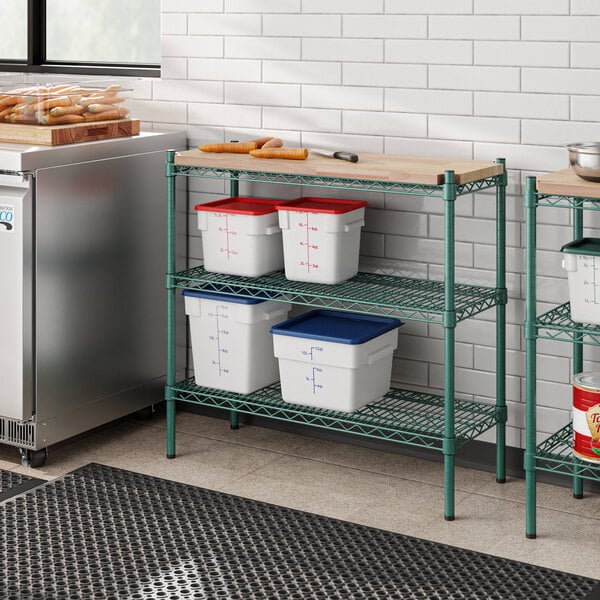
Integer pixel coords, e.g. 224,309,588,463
198,141,259,153
249,147,308,160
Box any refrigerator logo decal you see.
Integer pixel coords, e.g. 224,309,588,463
0,205,14,232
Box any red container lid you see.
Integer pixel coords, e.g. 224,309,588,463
194,197,284,215
275,196,368,214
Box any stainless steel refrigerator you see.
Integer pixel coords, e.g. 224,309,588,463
0,131,186,466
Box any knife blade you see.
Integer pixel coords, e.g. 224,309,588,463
309,148,359,163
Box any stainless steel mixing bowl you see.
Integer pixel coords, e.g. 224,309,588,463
567,142,600,182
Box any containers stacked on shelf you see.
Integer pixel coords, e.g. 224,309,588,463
276,197,368,284
194,196,367,283
191,195,384,410
561,238,600,325
194,197,286,277
183,289,291,394
271,310,401,412
560,238,600,461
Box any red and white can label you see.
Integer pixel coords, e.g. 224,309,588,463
573,384,600,462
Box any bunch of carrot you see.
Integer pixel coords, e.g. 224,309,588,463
0,84,130,126
198,137,308,160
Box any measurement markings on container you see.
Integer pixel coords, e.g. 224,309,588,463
216,213,238,261
208,305,230,376
301,346,323,361
582,255,600,305
305,367,324,395
298,212,319,273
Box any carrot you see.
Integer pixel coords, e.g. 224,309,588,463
34,95,82,111
10,103,29,114
83,109,121,121
7,112,38,123
249,136,273,148
198,141,259,153
0,95,19,109
249,147,308,160
86,103,119,113
261,137,283,149
38,113,85,125
0,106,15,120
49,104,85,117
79,94,125,107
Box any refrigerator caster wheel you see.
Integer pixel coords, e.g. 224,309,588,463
20,448,48,468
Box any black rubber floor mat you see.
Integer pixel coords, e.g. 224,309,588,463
0,463,597,600
0,469,44,503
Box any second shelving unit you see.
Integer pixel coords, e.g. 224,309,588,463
525,169,600,538
166,149,508,521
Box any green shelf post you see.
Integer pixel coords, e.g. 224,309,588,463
229,173,241,431
572,200,584,499
524,176,538,538
166,150,177,459
495,158,507,484
443,169,457,521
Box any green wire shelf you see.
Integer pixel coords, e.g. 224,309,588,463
535,193,600,210
171,266,500,324
536,302,600,345
172,163,503,198
536,423,600,482
170,378,500,451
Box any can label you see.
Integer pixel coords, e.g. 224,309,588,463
573,384,600,462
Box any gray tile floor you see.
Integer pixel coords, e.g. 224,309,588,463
1,410,599,581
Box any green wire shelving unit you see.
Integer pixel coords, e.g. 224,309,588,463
524,176,600,539
165,150,508,521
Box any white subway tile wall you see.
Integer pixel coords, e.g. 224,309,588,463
149,4,600,450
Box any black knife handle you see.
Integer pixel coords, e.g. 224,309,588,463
332,151,359,163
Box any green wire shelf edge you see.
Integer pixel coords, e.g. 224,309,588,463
536,422,600,483
170,378,502,451
170,266,501,324
536,302,600,345
171,163,504,198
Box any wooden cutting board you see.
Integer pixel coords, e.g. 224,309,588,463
0,119,140,146
537,168,600,199
175,150,503,186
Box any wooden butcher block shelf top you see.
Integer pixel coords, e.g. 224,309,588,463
175,150,503,186
537,168,600,199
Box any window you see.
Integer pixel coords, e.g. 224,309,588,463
0,0,160,77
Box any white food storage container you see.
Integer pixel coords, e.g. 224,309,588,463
195,197,286,277
184,289,291,394
270,309,402,412
561,238,600,325
276,197,368,284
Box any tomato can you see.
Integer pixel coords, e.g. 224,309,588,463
573,372,600,462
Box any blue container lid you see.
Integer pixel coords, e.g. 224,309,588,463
182,289,268,305
270,310,402,344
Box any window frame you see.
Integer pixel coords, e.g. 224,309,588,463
0,0,159,78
